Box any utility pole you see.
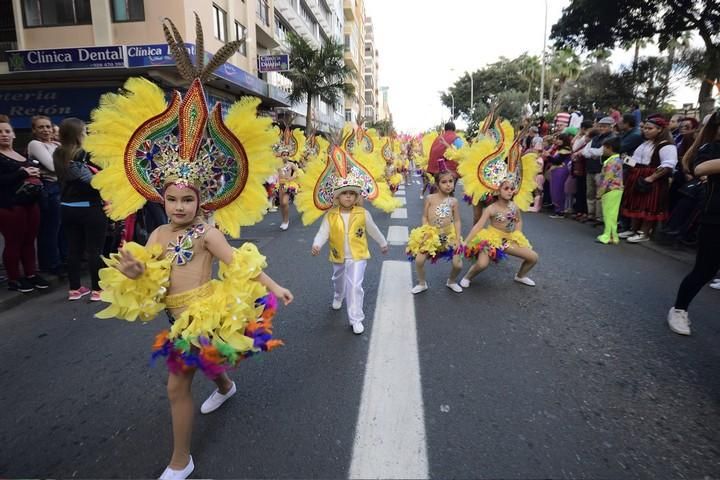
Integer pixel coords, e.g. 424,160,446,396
539,0,548,118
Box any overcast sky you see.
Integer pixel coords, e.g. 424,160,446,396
365,0,698,133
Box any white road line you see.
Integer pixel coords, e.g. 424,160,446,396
386,226,408,245
349,261,428,480
391,208,407,219
396,197,407,206
398,184,405,190
395,190,406,197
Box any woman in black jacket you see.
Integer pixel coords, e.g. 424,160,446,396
668,111,720,335
53,118,107,302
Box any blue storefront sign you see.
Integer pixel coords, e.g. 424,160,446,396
215,62,268,97
7,46,125,72
258,54,290,73
0,87,119,128
126,43,196,68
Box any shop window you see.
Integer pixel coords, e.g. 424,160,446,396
234,21,247,56
23,0,92,27
213,4,227,42
111,0,144,22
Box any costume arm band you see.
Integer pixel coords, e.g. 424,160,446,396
96,242,171,322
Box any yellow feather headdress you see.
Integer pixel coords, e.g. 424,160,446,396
85,14,279,238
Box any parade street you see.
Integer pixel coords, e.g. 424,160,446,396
1,178,719,479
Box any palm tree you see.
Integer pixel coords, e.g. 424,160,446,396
284,32,355,134
547,48,582,111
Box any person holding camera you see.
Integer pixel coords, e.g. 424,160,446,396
619,115,678,243
0,114,50,293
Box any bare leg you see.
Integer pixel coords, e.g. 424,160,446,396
414,253,427,285
213,372,233,394
448,254,462,283
167,369,197,469
463,253,490,281
280,192,290,224
505,245,539,278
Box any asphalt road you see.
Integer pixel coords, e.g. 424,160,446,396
1,177,719,479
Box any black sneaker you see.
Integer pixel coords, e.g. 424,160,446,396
8,278,34,293
27,275,50,289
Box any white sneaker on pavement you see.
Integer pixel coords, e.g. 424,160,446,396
159,456,194,480
618,230,635,239
445,281,463,293
332,298,343,310
411,283,428,294
513,275,536,287
459,278,470,288
352,322,365,335
627,232,649,243
200,381,236,414
279,222,289,231
709,280,720,290
667,307,691,336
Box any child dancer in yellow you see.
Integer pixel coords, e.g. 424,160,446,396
460,180,538,287
312,174,388,335
406,171,463,293
83,17,293,479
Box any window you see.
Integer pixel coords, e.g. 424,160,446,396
111,0,144,22
23,0,91,27
345,108,353,122
256,0,269,26
212,4,227,42
275,16,289,46
234,21,247,56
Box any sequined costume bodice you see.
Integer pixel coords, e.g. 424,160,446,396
432,197,453,227
153,221,213,307
491,202,519,232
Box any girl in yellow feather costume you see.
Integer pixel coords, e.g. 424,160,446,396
453,134,541,289
406,170,464,294
84,16,293,479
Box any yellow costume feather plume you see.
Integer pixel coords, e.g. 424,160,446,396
295,154,330,225
86,78,167,218
455,136,505,205
513,152,541,211
214,97,282,237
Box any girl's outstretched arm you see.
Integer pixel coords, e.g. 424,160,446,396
421,195,431,225
115,228,162,278
452,198,462,241
464,204,492,244
205,227,294,305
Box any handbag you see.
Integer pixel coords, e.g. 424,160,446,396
15,177,43,204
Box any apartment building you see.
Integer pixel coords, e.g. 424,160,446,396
342,0,364,123
362,15,377,122
0,0,342,132
378,85,391,123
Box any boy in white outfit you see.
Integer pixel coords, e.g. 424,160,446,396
311,175,388,334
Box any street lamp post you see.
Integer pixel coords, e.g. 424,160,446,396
539,0,548,118
450,92,455,118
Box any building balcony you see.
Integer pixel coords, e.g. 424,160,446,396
308,1,331,36
344,50,359,73
343,0,356,21
276,0,319,47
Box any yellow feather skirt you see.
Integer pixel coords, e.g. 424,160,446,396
406,224,458,262
465,225,531,261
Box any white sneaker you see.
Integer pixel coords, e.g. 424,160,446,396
269,206,278,212
411,283,428,294
667,307,691,336
627,232,649,243
446,281,463,293
332,298,343,310
514,275,536,287
710,282,720,290
279,222,289,231
352,322,365,335
159,456,194,480
200,381,236,414
459,277,470,288
618,230,635,239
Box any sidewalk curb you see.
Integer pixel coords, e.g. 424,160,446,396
636,240,696,266
0,277,65,314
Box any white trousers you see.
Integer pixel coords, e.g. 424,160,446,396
332,259,367,325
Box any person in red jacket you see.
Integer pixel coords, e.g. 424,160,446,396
427,122,464,178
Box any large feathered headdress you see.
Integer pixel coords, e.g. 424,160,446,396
85,14,280,238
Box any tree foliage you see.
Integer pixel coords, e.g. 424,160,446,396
284,32,355,133
551,0,720,115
